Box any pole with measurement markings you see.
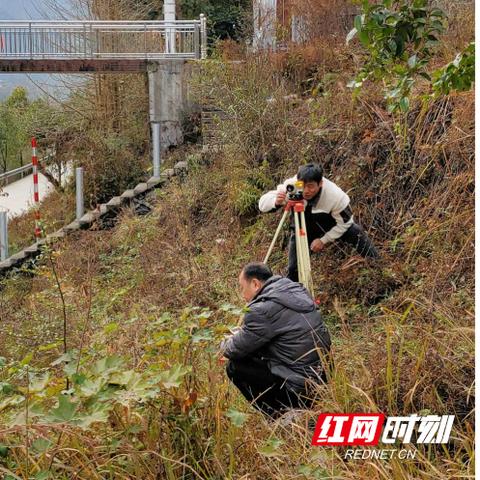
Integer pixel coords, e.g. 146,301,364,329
31,138,41,241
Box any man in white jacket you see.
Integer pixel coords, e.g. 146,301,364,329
259,163,379,282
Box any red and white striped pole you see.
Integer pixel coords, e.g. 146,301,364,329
31,138,41,240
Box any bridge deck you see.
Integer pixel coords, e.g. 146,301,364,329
0,19,207,72
0,58,182,73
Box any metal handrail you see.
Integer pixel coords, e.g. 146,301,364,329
0,18,207,60
0,155,53,185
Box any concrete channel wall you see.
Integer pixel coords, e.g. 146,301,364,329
0,161,188,277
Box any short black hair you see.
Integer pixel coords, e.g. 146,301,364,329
297,163,323,183
241,262,273,282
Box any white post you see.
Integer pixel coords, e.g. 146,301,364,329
152,122,161,177
0,208,8,261
76,167,84,221
200,14,207,59
164,0,176,54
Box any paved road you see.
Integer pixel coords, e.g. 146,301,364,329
0,171,55,218
0,164,71,218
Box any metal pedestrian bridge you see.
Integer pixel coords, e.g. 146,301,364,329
0,17,207,72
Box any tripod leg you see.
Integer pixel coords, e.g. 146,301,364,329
263,209,289,265
299,210,315,297
294,211,306,284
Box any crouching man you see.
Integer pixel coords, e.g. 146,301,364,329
221,262,331,418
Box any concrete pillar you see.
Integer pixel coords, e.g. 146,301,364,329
253,0,277,50
148,60,188,150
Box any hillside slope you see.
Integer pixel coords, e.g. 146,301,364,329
0,24,474,480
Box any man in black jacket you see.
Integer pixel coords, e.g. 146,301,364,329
221,262,331,417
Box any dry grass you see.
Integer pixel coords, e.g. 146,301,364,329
0,11,474,479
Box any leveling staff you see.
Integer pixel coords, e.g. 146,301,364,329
259,163,379,282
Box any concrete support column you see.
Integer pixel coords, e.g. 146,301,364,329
148,60,187,152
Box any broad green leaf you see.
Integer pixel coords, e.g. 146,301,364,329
78,377,105,397
226,408,248,427
156,364,191,389
399,96,410,112
28,373,50,394
109,370,158,403
0,382,14,394
388,39,397,55
354,15,363,32
51,351,76,367
407,54,417,68
45,395,78,423
109,370,139,386
72,373,86,385
34,472,50,480
358,29,370,46
32,438,52,453
0,444,9,457
64,361,77,377
93,356,125,376
76,405,111,429
258,437,284,457
0,395,24,412
430,8,445,18
4,474,21,480
191,329,214,343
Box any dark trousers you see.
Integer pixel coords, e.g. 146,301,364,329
226,357,310,417
288,223,379,282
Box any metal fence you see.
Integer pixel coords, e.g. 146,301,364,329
0,154,53,187
0,18,207,60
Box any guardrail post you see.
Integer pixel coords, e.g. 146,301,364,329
29,22,33,59
194,23,200,59
83,24,87,58
200,14,207,59
152,122,161,177
0,208,8,261
76,167,84,221
144,23,148,59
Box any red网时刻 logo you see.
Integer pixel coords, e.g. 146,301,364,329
312,413,454,447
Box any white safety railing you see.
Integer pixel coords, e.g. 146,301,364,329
0,154,54,187
0,19,207,60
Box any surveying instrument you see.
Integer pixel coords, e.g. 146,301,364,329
263,180,315,298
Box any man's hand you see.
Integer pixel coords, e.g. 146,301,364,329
217,351,228,365
310,238,325,253
275,191,287,207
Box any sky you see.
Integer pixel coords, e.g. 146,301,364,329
0,0,69,99
0,0,45,20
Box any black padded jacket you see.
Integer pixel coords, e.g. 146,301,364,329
223,276,331,391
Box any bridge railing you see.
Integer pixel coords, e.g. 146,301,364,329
0,18,207,60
